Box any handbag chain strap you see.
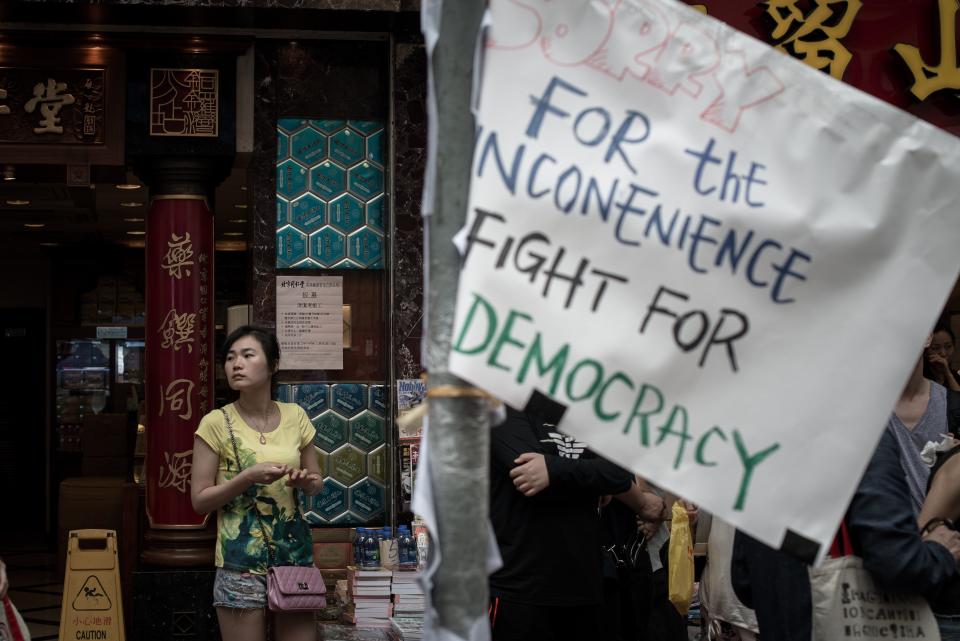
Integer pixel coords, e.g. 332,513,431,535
221,406,278,568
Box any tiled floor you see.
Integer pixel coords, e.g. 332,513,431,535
4,546,63,641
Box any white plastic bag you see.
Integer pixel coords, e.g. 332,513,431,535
0,595,31,641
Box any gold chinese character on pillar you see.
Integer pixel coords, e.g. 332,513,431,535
761,0,862,80
895,0,960,100
158,449,193,493
160,232,195,279
0,89,9,116
159,378,195,421
158,308,197,352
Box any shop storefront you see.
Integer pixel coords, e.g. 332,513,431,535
0,2,426,638
1,1,960,640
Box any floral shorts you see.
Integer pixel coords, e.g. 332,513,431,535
213,567,267,609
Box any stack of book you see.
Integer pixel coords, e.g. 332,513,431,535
388,571,425,640
389,616,424,641
343,566,393,629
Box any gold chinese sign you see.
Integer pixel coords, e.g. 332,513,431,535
894,0,960,100
0,67,106,143
149,68,219,137
695,0,960,103
761,0,862,80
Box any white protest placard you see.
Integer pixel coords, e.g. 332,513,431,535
449,0,960,559
276,275,343,370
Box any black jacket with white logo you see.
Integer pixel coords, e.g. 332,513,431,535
489,406,633,605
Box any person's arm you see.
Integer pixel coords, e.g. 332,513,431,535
848,430,960,595
929,354,960,391
285,407,323,496
496,408,631,498
614,481,667,521
286,445,323,496
919,452,960,528
190,436,290,515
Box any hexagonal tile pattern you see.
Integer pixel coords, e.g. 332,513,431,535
349,410,385,452
278,118,306,134
294,383,328,416
329,444,366,486
276,226,308,268
310,161,346,200
349,479,385,521
365,195,384,232
366,130,384,166
368,445,386,484
348,163,383,201
291,127,328,166
276,118,386,270
328,194,365,234
277,159,308,199
309,228,346,267
290,193,327,233
312,409,348,452
314,479,349,522
332,383,367,418
330,512,361,525
349,120,382,135
329,128,365,167
313,119,346,135
348,228,383,268
315,446,329,476
369,385,387,416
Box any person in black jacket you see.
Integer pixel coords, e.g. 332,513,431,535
732,376,960,641
488,405,663,641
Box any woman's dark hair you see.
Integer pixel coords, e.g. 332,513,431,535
933,322,956,344
221,325,281,372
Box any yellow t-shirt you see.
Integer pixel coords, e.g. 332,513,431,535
195,402,317,574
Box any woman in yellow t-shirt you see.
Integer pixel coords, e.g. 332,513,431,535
191,326,322,641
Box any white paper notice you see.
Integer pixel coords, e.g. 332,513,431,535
448,0,960,560
276,275,343,370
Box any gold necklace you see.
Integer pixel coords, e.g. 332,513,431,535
237,401,272,445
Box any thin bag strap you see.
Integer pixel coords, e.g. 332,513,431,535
3,596,27,641
221,406,278,567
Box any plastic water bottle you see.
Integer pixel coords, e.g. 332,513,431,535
363,528,381,568
353,528,365,567
398,526,417,570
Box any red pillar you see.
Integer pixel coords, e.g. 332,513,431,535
139,158,225,564
145,196,214,529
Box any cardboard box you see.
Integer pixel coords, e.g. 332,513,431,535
313,542,353,569
311,527,353,543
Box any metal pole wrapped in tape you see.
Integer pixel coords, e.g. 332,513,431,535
421,0,490,638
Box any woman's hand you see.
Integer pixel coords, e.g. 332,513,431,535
680,500,699,525
243,462,289,485
285,467,322,494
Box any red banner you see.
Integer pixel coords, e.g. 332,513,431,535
145,196,214,528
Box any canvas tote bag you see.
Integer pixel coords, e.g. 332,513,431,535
809,524,940,641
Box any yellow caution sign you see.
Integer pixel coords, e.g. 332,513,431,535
59,530,125,641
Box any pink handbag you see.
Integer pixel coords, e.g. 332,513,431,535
267,566,327,612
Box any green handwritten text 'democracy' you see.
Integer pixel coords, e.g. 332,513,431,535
453,291,780,511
